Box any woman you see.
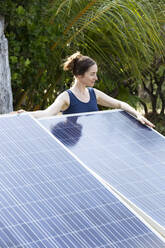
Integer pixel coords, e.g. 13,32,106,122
20,52,154,127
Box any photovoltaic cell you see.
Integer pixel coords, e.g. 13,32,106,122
40,110,165,231
0,114,164,247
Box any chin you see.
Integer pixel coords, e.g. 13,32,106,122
87,82,95,87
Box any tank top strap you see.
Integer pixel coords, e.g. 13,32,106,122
66,89,78,104
88,87,97,101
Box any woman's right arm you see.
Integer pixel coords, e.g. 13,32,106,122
21,92,69,119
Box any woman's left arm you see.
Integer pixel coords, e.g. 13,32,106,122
94,89,155,128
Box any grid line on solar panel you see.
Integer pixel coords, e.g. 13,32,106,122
40,110,165,234
0,114,164,247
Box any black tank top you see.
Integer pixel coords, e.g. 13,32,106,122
63,87,99,115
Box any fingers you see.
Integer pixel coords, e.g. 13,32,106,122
17,109,26,114
10,111,18,115
142,117,155,128
145,120,155,128
137,115,155,128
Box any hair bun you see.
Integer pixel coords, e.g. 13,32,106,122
63,51,83,72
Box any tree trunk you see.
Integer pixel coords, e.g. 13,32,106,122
0,16,13,114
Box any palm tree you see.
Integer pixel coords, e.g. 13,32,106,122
2,0,164,110
50,0,164,70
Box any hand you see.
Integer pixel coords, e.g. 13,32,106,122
9,110,25,115
137,114,155,128
17,109,26,114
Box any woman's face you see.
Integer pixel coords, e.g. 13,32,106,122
77,64,98,87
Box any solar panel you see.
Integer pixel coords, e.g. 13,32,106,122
0,114,164,247
40,110,165,236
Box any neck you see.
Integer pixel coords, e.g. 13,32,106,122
71,79,86,93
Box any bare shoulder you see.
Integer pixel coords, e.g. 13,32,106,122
46,90,70,114
93,88,121,108
56,91,69,104
93,88,101,94
93,88,107,99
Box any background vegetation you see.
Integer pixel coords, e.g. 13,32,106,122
0,0,165,134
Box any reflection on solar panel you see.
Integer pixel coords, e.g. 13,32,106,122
40,110,165,237
0,114,164,247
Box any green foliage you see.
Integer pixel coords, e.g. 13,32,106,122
0,0,164,120
147,112,165,136
1,1,58,109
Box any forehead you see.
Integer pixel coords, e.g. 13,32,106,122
87,64,98,73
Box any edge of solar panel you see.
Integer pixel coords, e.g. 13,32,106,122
39,108,165,145
104,179,165,237
39,109,165,141
38,109,165,240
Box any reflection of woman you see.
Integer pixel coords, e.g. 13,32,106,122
19,52,154,127
51,116,82,147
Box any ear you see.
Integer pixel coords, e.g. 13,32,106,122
76,74,83,79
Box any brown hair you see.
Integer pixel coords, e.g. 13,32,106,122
63,52,96,76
